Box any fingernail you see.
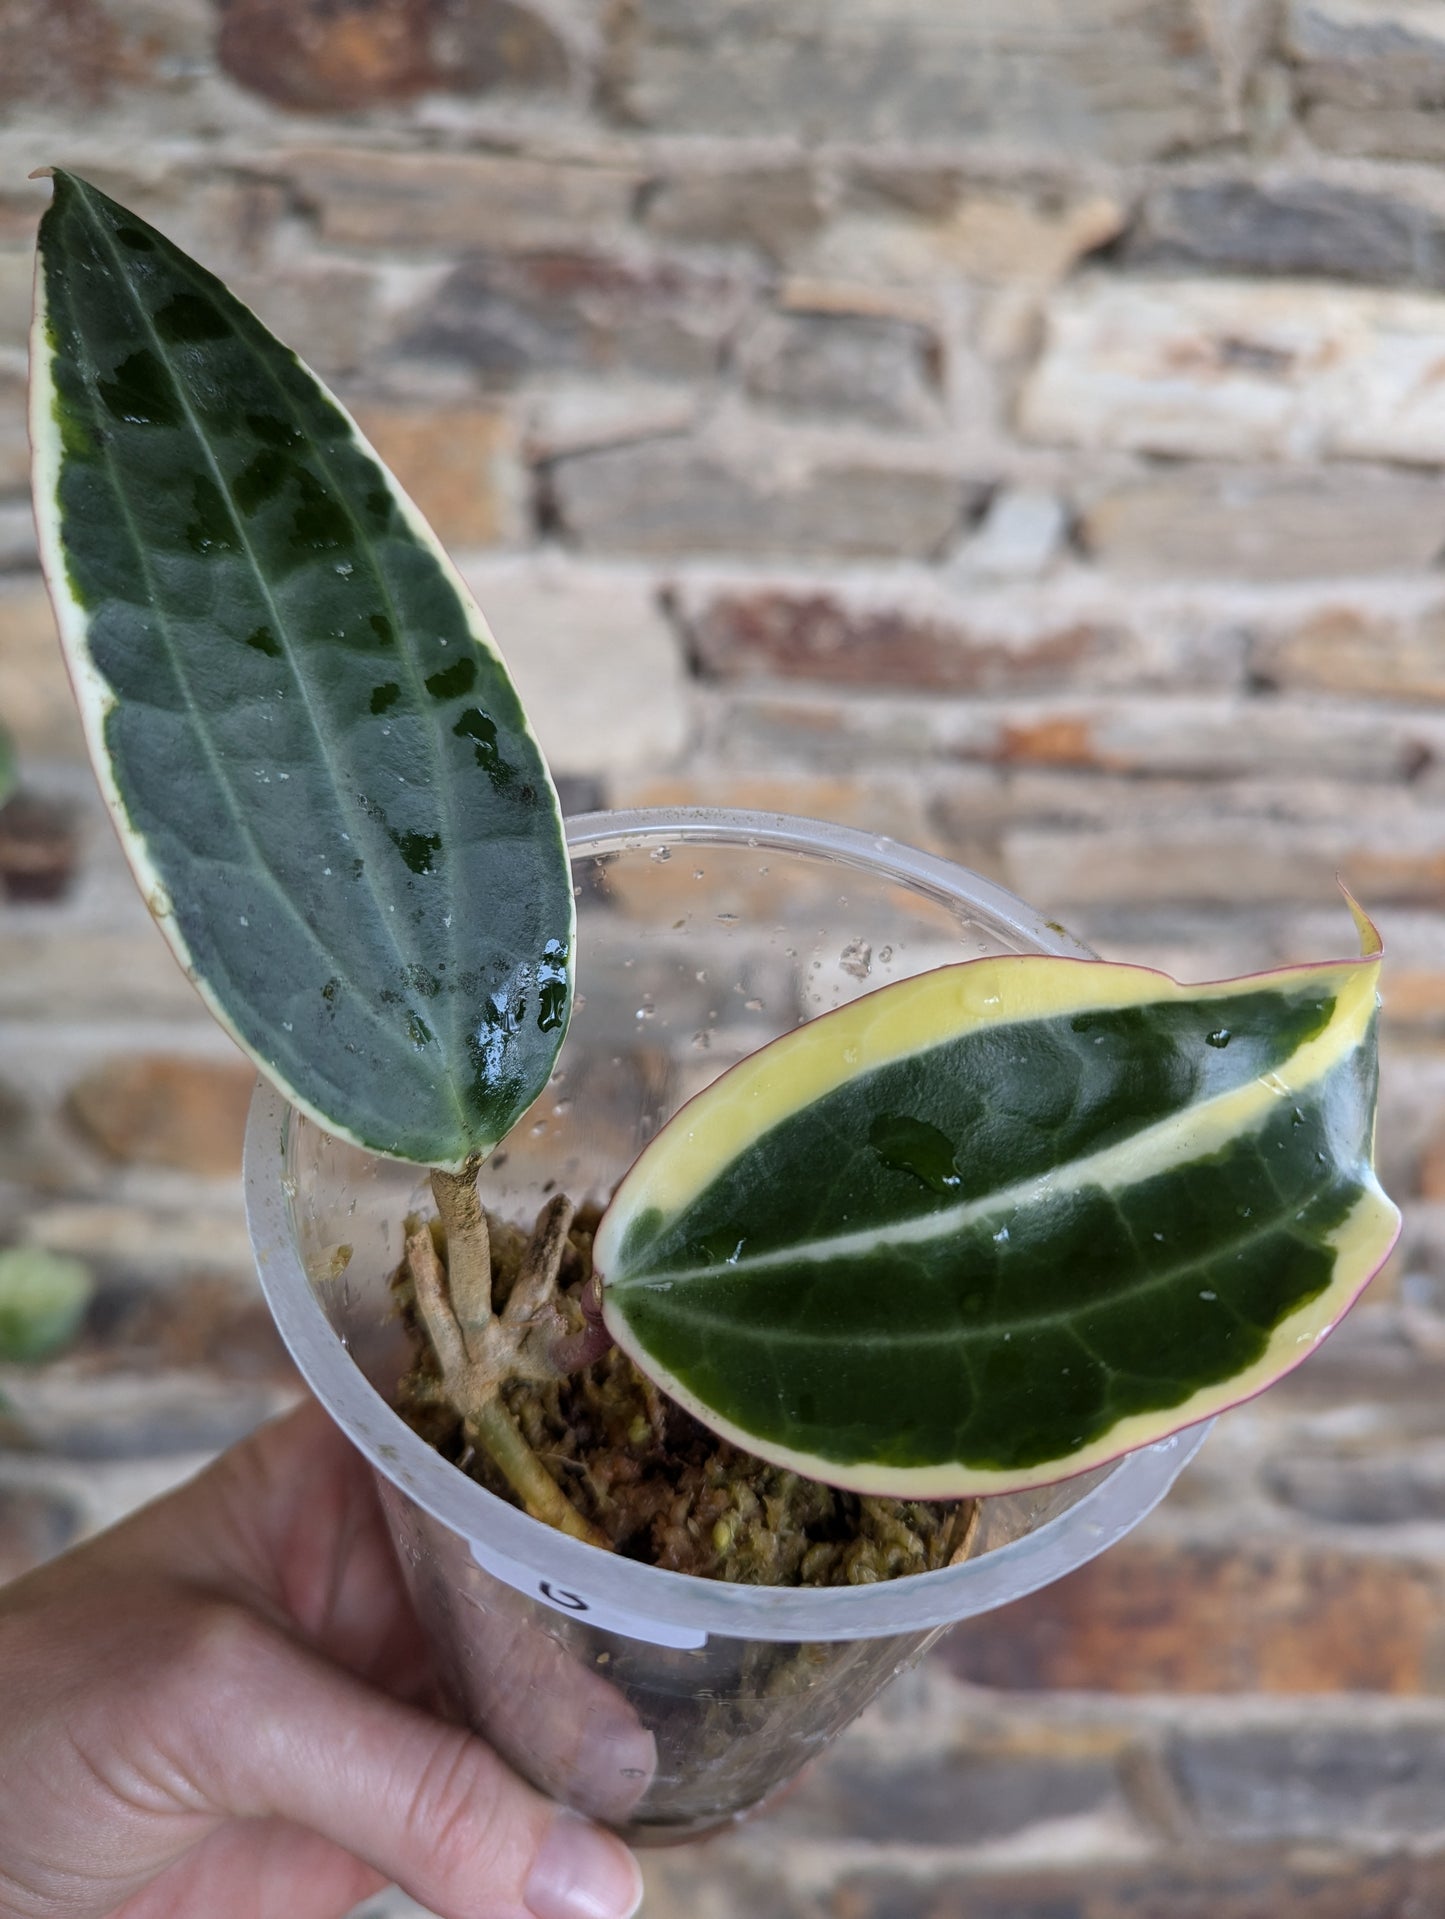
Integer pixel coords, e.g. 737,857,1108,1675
525,1810,643,1919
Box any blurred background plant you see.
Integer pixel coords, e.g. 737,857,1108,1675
0,1243,92,1365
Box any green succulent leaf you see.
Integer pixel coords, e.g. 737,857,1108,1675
0,1246,94,1363
595,904,1400,1497
30,170,572,1168
0,723,15,812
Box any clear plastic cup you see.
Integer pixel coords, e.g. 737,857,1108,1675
245,809,1209,1844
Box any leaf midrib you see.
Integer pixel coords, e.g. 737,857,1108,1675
615,1183,1338,1346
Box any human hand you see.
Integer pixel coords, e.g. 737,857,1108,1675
0,1399,644,1919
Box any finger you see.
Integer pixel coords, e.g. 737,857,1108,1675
109,1819,385,1919
180,1609,643,1919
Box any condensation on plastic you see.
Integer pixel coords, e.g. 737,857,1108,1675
246,809,1210,1844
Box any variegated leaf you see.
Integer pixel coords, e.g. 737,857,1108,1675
595,905,1399,1496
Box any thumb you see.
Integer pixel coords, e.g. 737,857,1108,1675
187,1609,643,1919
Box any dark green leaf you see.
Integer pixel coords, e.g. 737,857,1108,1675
31,172,572,1166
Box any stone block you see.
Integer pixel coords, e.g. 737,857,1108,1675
0,187,47,246
975,785,1445,907
352,404,526,548
0,927,207,1024
1002,821,1423,909
639,164,824,265
0,369,31,496
0,1368,293,1460
293,149,644,254
953,693,1436,783
1289,0,1445,160
1120,175,1445,286
941,1537,1445,1693
0,503,37,572
1263,1445,1445,1524
812,173,1126,287
771,1741,1126,1846
0,584,85,761
1022,277,1445,465
737,308,942,429
1249,602,1445,702
20,1201,253,1278
237,258,382,379
0,248,32,356
396,251,748,387
549,437,970,560
457,559,689,778
519,381,701,462
608,0,1231,163
65,1053,258,1176
217,0,570,108
1170,1719,1445,1841
829,1857,1445,1919
1079,467,1445,579
683,588,1141,693
1306,106,1445,165
0,0,125,106
956,488,1068,580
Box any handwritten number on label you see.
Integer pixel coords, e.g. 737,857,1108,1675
539,1580,589,1613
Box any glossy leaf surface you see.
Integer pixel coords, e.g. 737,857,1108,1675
595,914,1400,1496
31,172,572,1167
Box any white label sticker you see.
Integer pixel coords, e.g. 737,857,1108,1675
468,1534,708,1650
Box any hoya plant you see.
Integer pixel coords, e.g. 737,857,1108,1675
30,171,1401,1567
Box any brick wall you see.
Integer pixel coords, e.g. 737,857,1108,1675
2,3,1444,1913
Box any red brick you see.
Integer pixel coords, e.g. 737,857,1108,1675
940,1539,1445,1694
0,0,126,107
217,0,569,110
993,716,1099,769
0,794,79,904
685,591,1130,693
65,1055,258,1177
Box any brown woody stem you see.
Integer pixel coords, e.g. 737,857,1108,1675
407,1225,470,1382
505,1194,575,1326
429,1157,491,1349
405,1205,611,1553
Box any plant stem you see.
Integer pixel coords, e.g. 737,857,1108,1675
405,1213,612,1553
406,1225,470,1382
504,1193,575,1326
430,1157,491,1348
468,1396,609,1549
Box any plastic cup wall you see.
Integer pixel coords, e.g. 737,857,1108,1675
246,810,1209,1841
